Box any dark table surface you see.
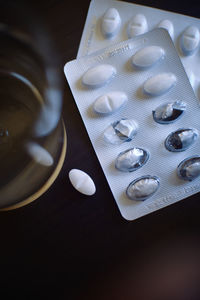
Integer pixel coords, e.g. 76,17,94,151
1,1,200,299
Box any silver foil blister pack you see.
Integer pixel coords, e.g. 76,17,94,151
64,29,200,220
77,0,200,100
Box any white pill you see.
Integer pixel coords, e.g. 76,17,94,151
93,91,127,114
127,14,148,38
101,7,121,38
143,72,177,96
26,142,54,166
82,64,116,89
180,26,200,56
132,46,165,69
157,20,174,38
69,169,96,196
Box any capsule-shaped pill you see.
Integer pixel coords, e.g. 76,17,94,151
180,26,200,56
157,20,174,38
127,14,148,38
82,64,116,89
143,72,176,96
126,175,160,201
132,46,165,69
93,91,127,114
177,156,200,181
101,8,121,38
26,142,53,166
69,169,96,196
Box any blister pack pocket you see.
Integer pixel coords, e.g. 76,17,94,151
77,0,200,99
64,29,200,221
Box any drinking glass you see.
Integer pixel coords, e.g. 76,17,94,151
0,1,66,210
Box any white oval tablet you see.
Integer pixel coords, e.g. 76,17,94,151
26,142,53,166
101,7,121,38
69,169,96,196
93,91,127,114
127,14,148,38
132,46,165,69
82,64,116,89
157,20,174,38
181,26,200,55
143,72,176,96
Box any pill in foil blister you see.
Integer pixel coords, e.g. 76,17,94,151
127,14,148,38
143,72,176,96
93,91,127,114
131,46,165,69
180,26,200,56
82,64,116,88
101,7,121,38
77,0,200,100
157,19,174,38
64,29,200,221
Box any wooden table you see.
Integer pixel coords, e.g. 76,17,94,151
0,1,200,299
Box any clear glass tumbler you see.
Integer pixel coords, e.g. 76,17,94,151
0,1,66,210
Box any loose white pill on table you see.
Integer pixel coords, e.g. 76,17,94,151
26,142,54,166
69,169,96,196
93,91,127,114
180,26,200,56
157,20,174,38
143,72,177,96
82,64,116,89
132,46,165,69
127,14,148,38
101,7,121,38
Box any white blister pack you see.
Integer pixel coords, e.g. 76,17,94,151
77,0,200,99
64,29,200,221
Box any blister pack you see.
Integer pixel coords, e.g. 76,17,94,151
64,29,200,220
77,0,200,99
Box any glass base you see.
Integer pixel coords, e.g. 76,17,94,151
0,121,67,211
